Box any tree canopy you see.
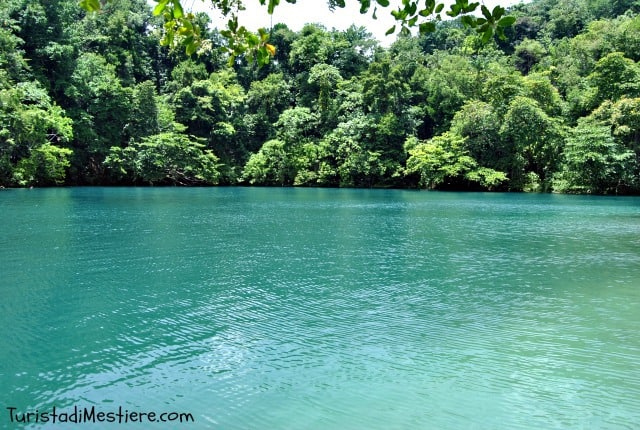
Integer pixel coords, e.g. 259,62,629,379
1,0,640,193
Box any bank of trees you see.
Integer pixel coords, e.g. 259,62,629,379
1,0,639,193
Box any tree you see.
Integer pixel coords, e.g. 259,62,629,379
361,55,409,115
611,97,640,154
589,0,640,20
0,81,73,186
481,65,525,116
415,52,478,136
328,25,378,79
612,14,640,61
288,24,331,76
556,117,634,193
10,0,79,90
127,80,160,142
165,59,208,92
241,139,288,185
546,0,593,39
522,72,563,117
78,0,159,85
514,38,546,75
0,3,28,85
241,107,320,186
499,96,565,190
588,52,640,105
307,64,342,118
315,115,386,187
13,144,73,186
274,106,321,147
418,20,467,55
404,132,507,190
450,100,504,170
170,68,246,173
242,72,292,151
104,132,220,185
64,52,132,181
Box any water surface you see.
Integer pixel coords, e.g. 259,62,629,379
1,188,639,429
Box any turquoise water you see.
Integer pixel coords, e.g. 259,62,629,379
1,187,639,429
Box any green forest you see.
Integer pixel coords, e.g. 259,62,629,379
1,0,639,193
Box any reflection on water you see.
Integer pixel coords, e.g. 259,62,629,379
1,188,639,429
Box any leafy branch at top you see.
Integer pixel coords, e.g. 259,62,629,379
80,0,515,65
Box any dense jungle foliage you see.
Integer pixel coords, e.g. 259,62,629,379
1,0,639,193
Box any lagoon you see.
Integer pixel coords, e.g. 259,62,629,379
1,187,640,429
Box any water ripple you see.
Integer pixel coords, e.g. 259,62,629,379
1,189,639,429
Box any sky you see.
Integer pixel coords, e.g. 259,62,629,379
175,0,530,46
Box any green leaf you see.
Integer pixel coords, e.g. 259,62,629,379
424,0,436,14
153,0,169,16
172,0,184,18
492,5,505,20
186,41,198,56
376,0,390,6
360,0,371,14
80,0,101,12
460,15,475,28
446,3,461,17
164,30,174,46
481,26,493,43
435,3,444,13
385,25,396,35
497,16,516,27
476,22,490,33
247,32,260,45
397,9,409,19
228,17,238,32
419,21,436,33
257,46,270,66
268,0,280,15
464,2,479,13
480,5,492,21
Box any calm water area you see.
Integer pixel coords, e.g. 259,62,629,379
1,187,639,429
